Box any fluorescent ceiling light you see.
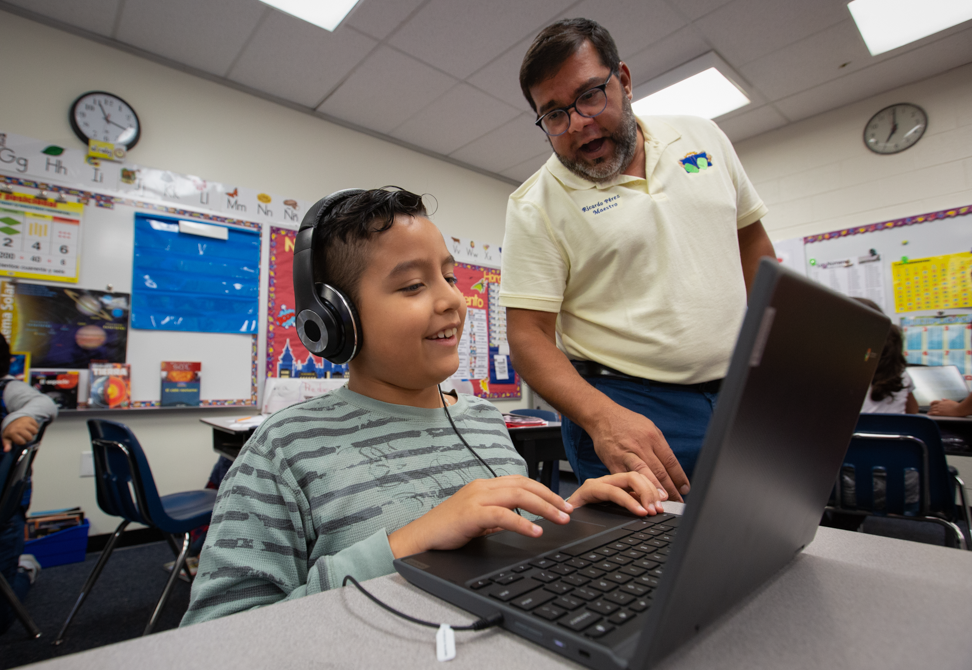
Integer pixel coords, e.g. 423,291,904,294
258,0,361,31
631,53,751,120
848,0,972,56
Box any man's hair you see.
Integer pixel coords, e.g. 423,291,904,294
0,333,9,378
312,187,427,306
519,18,621,113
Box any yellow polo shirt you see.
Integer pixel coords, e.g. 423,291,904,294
499,115,768,384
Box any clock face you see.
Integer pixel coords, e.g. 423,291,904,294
863,103,926,155
70,91,141,149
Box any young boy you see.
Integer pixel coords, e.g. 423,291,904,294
0,333,58,635
181,188,663,625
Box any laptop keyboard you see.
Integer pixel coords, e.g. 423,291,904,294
469,512,679,641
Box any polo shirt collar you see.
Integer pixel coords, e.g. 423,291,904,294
544,116,682,191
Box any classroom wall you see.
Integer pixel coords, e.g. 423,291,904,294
734,62,972,242
0,12,530,535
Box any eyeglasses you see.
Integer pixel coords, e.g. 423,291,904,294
535,72,614,137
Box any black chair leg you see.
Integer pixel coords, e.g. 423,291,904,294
144,532,190,636
163,532,194,584
0,571,41,639
54,519,129,646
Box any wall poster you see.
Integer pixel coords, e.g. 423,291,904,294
0,190,83,283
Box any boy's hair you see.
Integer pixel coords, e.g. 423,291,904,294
0,333,8,378
312,187,427,306
519,18,621,113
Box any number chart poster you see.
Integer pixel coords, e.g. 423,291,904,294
0,190,83,283
901,314,972,377
452,263,520,400
891,251,972,313
266,227,344,379
0,280,129,369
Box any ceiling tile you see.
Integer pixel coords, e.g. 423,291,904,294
466,35,537,113
4,0,121,37
740,20,874,102
663,0,734,22
622,25,711,88
115,0,267,76
716,105,788,143
555,0,687,61
344,0,426,40
694,0,849,66
774,26,972,123
228,10,377,108
317,46,456,134
391,84,521,156
389,0,574,80
449,113,551,173
500,151,549,183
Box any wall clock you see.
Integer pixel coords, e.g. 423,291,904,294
863,103,926,155
69,91,141,149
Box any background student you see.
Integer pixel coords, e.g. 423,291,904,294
181,188,662,626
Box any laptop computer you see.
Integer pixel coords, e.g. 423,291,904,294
395,259,890,669
909,365,970,411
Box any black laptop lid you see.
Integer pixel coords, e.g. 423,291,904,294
632,259,890,667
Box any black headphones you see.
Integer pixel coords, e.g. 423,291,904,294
293,189,365,365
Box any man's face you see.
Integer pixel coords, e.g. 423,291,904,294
350,215,467,394
529,40,639,183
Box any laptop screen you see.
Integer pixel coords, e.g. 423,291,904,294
908,365,970,408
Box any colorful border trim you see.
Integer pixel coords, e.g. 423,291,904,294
803,204,972,244
0,175,261,231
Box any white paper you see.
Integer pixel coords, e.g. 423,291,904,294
494,355,509,380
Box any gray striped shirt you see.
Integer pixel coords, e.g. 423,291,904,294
181,386,526,625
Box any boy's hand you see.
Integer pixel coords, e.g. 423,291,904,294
568,472,664,516
388,475,572,558
2,416,39,452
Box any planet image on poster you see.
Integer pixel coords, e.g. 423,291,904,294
76,325,107,349
76,295,102,317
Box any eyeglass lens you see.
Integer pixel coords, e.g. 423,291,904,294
541,87,609,136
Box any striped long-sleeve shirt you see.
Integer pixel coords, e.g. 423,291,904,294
181,385,527,626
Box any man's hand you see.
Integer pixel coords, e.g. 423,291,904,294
590,404,690,502
388,476,573,558
568,471,664,515
2,416,39,453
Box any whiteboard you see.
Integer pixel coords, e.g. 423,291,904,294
799,208,972,321
1,178,259,407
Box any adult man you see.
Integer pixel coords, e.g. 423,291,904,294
499,19,776,500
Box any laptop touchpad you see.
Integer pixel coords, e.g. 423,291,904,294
486,519,605,553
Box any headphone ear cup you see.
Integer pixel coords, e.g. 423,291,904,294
318,284,361,365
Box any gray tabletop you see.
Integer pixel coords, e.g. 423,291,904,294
24,525,972,670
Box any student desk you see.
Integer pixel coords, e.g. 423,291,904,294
23,515,972,670
199,417,568,486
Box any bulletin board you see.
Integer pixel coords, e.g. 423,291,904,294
0,174,259,408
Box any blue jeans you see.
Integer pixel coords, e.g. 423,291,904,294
561,377,719,484
0,507,29,635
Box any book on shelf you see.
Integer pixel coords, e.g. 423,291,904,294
25,507,85,540
160,361,201,407
88,362,131,409
29,370,80,409
501,413,548,428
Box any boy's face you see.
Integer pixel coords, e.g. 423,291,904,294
350,214,466,396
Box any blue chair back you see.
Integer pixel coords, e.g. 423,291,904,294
510,409,558,422
846,414,954,517
0,423,47,528
87,419,166,529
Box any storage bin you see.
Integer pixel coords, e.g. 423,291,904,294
24,519,90,568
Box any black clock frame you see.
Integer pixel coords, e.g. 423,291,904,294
862,102,927,156
69,90,142,150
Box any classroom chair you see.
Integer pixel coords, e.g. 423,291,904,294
510,409,561,494
54,420,216,644
826,413,971,550
0,422,48,639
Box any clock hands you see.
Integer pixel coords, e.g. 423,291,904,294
885,107,898,143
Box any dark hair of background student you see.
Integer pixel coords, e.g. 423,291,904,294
0,333,9,378
312,187,427,306
519,18,621,113
852,298,907,402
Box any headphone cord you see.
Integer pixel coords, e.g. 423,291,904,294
437,384,502,479
342,575,502,631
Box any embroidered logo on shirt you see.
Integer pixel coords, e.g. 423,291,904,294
679,151,714,173
580,194,621,215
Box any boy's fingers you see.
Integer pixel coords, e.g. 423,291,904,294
491,475,572,511
479,506,543,539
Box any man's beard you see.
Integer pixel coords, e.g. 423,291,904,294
554,95,639,184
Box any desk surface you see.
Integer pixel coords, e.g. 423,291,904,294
24,523,972,670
